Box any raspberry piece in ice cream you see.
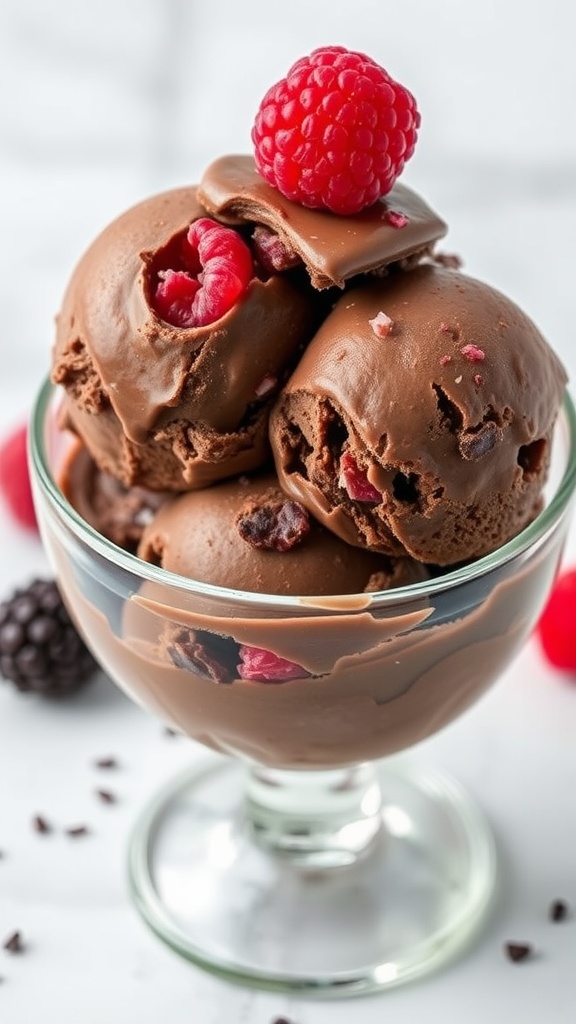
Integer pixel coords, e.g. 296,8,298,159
153,217,253,327
0,423,38,531
237,645,309,682
251,45,420,215
536,568,576,673
52,187,318,491
339,452,381,503
251,226,301,273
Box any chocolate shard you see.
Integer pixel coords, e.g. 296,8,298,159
198,155,447,289
459,421,503,461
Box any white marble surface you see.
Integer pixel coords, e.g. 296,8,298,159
2,1,576,1021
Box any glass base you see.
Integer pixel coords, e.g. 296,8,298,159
128,755,496,997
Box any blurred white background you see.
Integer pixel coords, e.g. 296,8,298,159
1,3,576,1023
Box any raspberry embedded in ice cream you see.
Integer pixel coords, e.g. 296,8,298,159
153,217,253,328
251,45,420,215
461,344,486,362
52,187,319,491
339,452,381,503
238,645,309,682
251,226,301,274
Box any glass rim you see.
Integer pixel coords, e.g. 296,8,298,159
30,377,576,611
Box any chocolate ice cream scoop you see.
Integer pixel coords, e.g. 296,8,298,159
270,264,568,565
52,187,319,491
137,472,426,595
198,155,448,289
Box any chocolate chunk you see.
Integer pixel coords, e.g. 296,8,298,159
168,628,239,684
504,941,533,962
459,421,502,461
236,492,311,551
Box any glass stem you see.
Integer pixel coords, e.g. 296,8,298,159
245,763,383,868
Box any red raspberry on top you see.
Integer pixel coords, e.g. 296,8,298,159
252,45,420,216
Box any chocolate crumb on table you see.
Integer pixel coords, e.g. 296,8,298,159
549,898,570,922
504,941,533,962
94,756,118,769
65,825,90,837
3,930,23,953
96,789,116,804
32,814,51,833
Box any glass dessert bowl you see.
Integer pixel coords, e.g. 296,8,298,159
30,378,576,997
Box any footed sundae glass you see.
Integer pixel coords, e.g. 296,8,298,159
30,377,576,997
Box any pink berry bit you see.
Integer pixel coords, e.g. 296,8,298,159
153,217,253,328
251,45,420,215
440,354,452,366
0,422,38,531
383,209,409,228
251,226,301,273
369,311,393,337
339,451,381,503
473,373,484,386
237,645,309,682
254,373,278,398
461,344,485,362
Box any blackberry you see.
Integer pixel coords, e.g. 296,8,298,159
0,578,99,697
